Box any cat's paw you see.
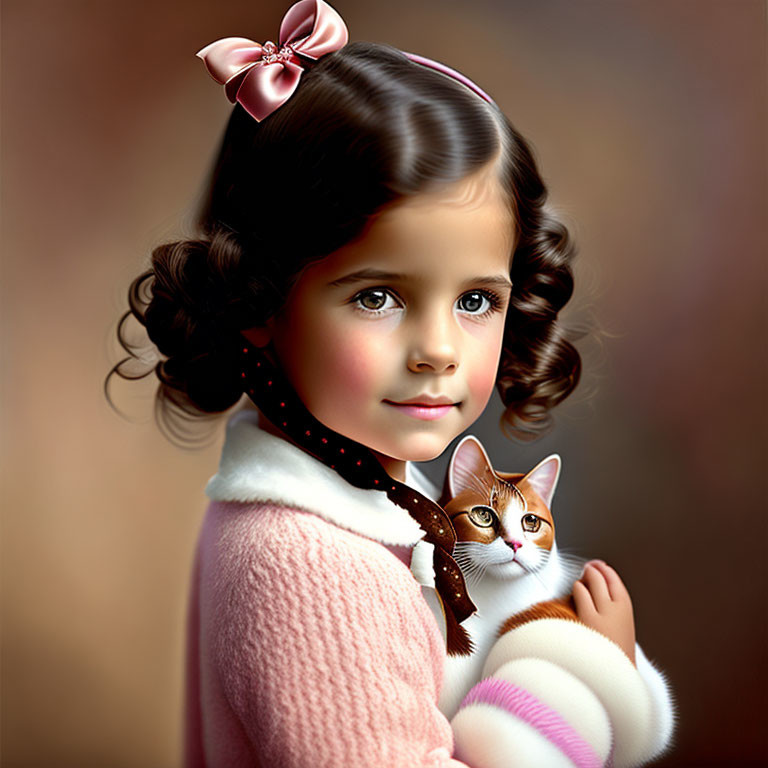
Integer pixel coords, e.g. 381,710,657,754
573,560,636,665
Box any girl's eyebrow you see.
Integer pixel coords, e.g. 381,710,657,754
328,268,513,291
464,275,514,292
327,269,403,286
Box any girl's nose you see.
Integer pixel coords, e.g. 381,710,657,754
406,312,459,374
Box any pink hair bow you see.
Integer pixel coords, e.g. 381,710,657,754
196,0,349,122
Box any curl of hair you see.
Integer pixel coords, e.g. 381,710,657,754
496,121,582,439
105,229,267,444
105,41,582,445
499,216,582,440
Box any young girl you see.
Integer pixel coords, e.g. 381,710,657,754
108,1,674,765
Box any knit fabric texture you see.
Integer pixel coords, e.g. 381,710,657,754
184,500,470,768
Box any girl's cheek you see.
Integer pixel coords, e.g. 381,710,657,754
466,331,504,409
318,325,386,401
468,364,498,409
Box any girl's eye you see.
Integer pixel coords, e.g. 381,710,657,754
522,514,541,533
467,505,497,528
352,288,400,314
456,290,502,316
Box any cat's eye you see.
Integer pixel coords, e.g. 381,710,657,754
521,514,541,533
468,505,497,528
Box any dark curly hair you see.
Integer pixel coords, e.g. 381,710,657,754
105,41,581,446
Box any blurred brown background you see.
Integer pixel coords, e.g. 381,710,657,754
2,0,766,766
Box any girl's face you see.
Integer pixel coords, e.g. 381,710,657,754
253,167,515,482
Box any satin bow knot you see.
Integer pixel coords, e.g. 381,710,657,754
196,0,349,122
259,41,297,65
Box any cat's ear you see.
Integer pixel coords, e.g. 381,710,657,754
448,435,494,497
523,454,562,509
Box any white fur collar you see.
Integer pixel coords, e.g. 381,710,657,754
205,409,440,548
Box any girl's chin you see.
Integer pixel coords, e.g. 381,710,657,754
376,439,454,464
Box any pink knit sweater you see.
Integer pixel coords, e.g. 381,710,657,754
185,500,469,767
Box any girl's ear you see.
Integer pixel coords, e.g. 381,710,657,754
240,326,272,348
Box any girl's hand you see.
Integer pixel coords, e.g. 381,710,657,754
573,560,636,666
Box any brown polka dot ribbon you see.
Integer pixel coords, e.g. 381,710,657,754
239,338,476,656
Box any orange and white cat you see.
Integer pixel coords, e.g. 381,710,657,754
437,435,636,719
436,436,581,716
435,436,676,766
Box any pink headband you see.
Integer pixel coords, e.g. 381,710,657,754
402,51,495,106
196,0,495,123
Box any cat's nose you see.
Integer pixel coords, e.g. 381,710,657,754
507,539,523,553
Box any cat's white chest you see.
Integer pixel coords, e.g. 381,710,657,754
437,554,574,720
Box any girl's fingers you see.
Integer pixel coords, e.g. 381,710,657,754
572,579,596,616
580,564,611,609
588,561,631,604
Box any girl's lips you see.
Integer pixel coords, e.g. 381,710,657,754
383,400,458,421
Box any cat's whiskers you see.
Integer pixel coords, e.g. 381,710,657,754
555,550,588,581
453,552,478,579
453,541,493,585
467,559,491,584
